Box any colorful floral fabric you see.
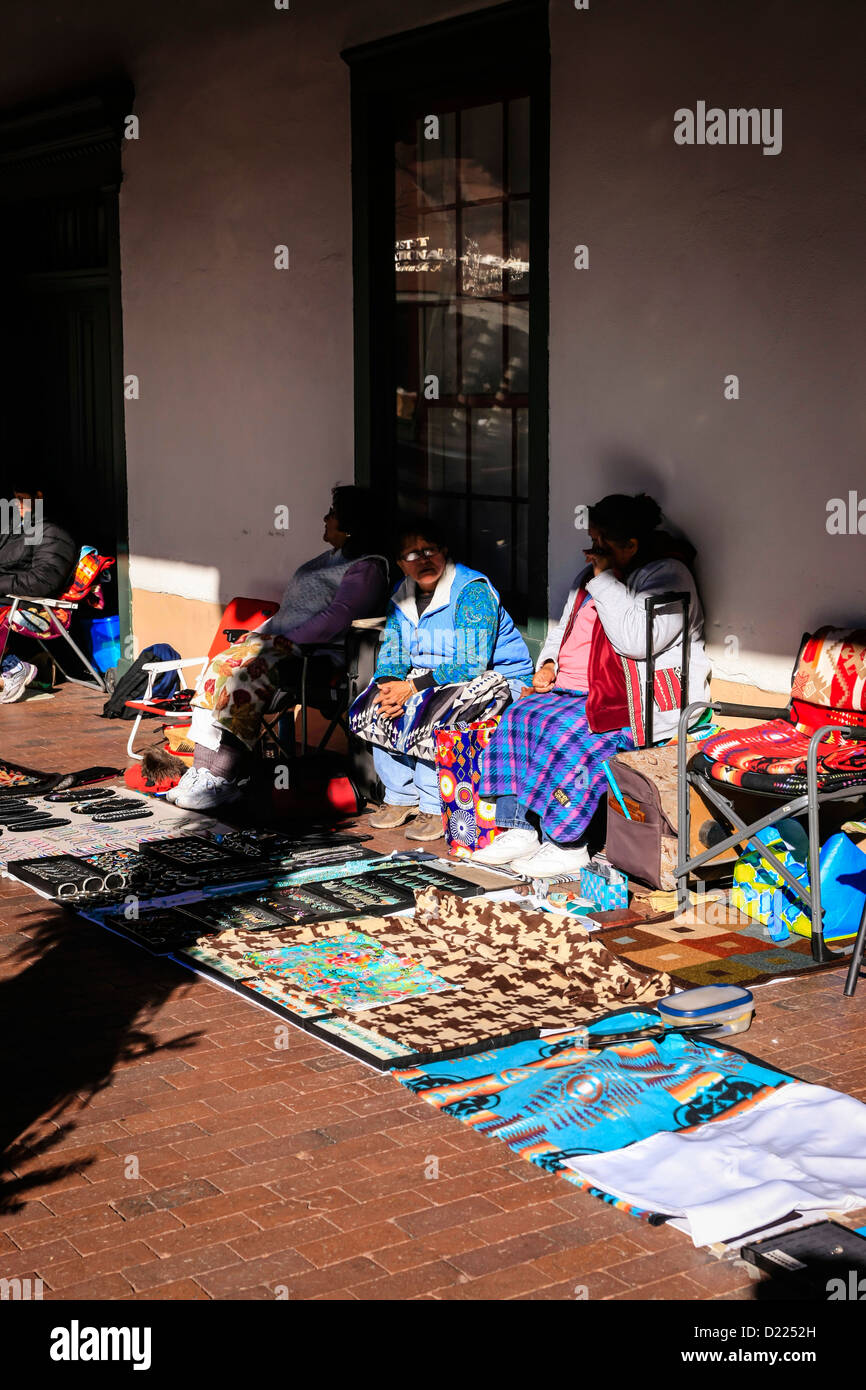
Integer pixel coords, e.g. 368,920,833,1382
191,632,301,747
243,931,454,1012
435,719,500,856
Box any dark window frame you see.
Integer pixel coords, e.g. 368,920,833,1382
343,0,549,641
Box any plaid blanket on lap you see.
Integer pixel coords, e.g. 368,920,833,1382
478,689,634,843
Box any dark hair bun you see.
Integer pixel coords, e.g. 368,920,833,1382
632,492,662,532
587,492,662,545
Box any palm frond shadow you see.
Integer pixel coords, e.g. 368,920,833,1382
0,908,202,1215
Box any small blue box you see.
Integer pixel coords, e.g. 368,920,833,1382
580,859,629,909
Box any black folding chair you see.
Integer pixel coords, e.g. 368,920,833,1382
675,686,866,981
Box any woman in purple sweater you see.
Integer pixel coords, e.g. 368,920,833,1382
169,486,390,810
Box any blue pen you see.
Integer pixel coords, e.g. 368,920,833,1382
602,761,632,821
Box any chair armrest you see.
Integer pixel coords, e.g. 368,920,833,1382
141,656,208,673
710,700,791,721
646,590,691,607
4,594,78,609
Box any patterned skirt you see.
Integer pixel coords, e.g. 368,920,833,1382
349,670,512,764
191,633,301,748
478,689,634,843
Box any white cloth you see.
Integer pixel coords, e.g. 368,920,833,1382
564,1083,866,1247
188,702,222,752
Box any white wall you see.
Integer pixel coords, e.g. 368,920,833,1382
118,0,505,612
548,0,866,691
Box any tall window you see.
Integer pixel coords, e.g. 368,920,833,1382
394,96,531,608
346,1,548,631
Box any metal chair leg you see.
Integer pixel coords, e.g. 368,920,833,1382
844,900,866,996
126,710,146,760
41,611,107,691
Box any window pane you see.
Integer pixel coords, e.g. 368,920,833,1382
461,203,504,297
416,110,457,207
432,491,467,559
390,89,534,618
515,408,528,496
471,407,512,496
426,405,467,493
461,301,503,395
507,198,529,296
469,499,513,595
460,103,503,199
515,500,528,592
420,304,458,397
508,98,530,195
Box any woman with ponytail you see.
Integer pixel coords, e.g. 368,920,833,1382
472,492,709,877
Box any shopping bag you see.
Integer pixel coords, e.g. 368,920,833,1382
434,718,500,859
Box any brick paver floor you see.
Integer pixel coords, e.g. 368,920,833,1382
1,685,864,1300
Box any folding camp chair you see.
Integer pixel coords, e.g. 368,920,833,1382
675,626,866,982
125,597,280,759
292,616,387,758
0,546,116,693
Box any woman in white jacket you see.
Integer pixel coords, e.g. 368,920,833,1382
473,493,710,877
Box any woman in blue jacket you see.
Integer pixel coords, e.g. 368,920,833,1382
349,516,532,841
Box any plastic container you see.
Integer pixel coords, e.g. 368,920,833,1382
545,892,595,917
657,984,755,1038
88,615,121,673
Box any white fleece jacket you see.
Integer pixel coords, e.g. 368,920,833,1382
539,560,710,742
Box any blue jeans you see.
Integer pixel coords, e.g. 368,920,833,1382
373,747,440,816
494,794,584,847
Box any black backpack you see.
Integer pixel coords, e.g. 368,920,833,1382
101,644,182,720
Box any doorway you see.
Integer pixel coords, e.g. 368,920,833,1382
0,85,133,664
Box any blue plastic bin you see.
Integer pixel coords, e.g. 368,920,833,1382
88,615,121,673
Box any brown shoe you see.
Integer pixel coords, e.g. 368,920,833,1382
368,803,418,830
404,812,445,842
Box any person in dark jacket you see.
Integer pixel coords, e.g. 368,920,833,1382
0,489,77,703
0,490,77,599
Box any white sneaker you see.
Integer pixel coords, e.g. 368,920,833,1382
470,827,540,866
165,767,199,804
174,768,245,811
0,660,38,703
509,842,591,879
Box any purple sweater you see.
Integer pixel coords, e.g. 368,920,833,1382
279,557,389,648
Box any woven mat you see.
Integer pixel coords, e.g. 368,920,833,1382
597,897,846,988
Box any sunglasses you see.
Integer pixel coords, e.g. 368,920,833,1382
401,546,442,563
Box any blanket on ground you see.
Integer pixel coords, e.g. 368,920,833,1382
394,1028,789,1173
565,1081,866,1246
180,889,673,1061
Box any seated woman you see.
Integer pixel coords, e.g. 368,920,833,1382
169,485,390,810
472,492,710,877
349,517,533,842
0,485,77,703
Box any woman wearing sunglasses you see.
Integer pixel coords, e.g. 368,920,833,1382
349,516,532,841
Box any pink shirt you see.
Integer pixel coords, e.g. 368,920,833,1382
555,597,598,691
